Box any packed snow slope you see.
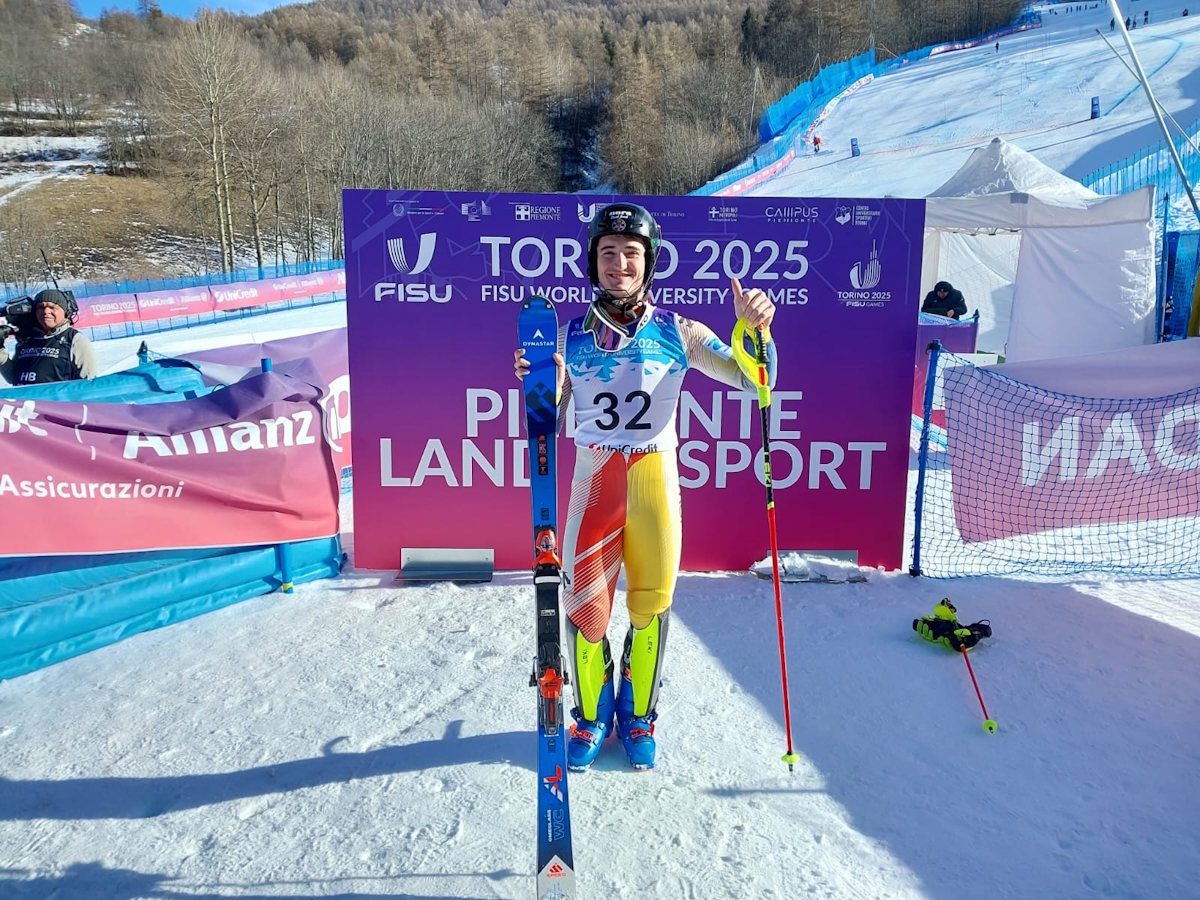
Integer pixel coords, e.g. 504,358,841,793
748,0,1200,204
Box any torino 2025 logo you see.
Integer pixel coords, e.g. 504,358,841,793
839,242,892,306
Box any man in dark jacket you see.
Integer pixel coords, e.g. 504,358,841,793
921,280,968,319
0,289,98,385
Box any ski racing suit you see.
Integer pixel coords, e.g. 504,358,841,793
557,301,777,726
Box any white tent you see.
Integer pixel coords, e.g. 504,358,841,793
921,138,1157,361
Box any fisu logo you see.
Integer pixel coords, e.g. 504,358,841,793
386,233,437,275
576,202,598,223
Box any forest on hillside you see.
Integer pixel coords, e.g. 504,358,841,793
0,0,1019,284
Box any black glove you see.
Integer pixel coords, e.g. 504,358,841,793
0,324,15,342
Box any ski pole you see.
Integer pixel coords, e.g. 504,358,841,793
959,646,997,733
732,318,800,773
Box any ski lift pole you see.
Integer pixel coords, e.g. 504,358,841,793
1104,0,1200,221
732,319,800,773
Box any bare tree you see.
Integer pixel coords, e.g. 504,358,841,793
0,196,58,294
145,11,272,272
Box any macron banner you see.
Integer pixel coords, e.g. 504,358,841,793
343,190,926,571
943,340,1200,543
0,371,341,556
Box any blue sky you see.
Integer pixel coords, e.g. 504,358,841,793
75,0,286,18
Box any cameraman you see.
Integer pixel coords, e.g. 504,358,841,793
0,289,98,386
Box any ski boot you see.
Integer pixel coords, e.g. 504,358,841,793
566,626,615,771
616,612,669,770
913,598,992,651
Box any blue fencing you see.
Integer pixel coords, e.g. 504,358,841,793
2,258,344,305
756,51,880,144
3,258,347,342
1081,119,1200,219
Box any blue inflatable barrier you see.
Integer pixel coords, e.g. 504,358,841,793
0,358,345,681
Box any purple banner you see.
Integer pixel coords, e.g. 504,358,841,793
179,329,351,474
343,191,925,571
0,372,341,556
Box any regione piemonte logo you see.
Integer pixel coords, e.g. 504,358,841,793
387,233,437,275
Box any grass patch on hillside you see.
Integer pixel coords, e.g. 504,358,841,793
19,172,214,283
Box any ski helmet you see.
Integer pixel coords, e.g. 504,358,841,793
587,202,662,298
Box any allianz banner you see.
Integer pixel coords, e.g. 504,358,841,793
343,191,925,571
0,371,341,556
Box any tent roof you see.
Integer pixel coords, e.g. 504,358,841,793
929,137,1099,205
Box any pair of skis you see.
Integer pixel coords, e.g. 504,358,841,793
519,296,577,900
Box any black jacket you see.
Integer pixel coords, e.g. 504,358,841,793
921,281,968,318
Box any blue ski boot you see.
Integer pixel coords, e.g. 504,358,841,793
616,668,658,770
566,627,615,771
568,677,614,770
615,612,669,770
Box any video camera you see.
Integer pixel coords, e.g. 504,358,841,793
0,289,79,340
1,296,35,339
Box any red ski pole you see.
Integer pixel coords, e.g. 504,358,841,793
733,319,800,772
959,646,998,733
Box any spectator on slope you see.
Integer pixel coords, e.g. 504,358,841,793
921,280,969,319
0,289,97,386
813,135,822,153
513,202,777,772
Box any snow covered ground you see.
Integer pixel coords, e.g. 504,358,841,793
3,3,1200,898
747,0,1200,228
0,135,103,206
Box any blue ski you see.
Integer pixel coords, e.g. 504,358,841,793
518,295,576,900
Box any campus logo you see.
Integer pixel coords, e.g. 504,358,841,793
849,242,882,290
386,234,437,275
461,200,491,221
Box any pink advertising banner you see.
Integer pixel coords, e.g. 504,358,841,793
943,353,1200,542
0,371,341,556
135,285,216,320
75,293,141,328
343,191,926,572
72,271,346,330
267,270,346,302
